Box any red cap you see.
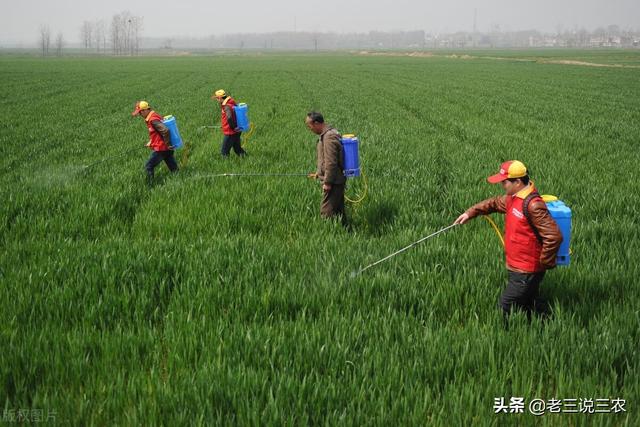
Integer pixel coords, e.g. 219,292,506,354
487,160,528,184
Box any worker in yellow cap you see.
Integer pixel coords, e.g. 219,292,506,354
132,101,177,184
453,160,562,324
212,89,246,157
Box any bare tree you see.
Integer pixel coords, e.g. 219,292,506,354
80,21,93,49
55,32,64,56
94,19,106,53
39,25,51,56
120,12,130,54
607,24,621,38
123,12,133,54
109,12,143,55
130,15,143,55
110,14,122,55
577,28,589,47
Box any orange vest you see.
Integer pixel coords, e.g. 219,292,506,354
146,111,169,152
504,188,544,272
220,97,238,135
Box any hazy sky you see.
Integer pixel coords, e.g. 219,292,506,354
1,0,639,44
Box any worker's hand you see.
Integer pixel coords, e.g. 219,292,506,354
323,183,332,192
308,172,318,179
234,127,241,132
146,140,152,147
453,213,470,225
168,145,175,150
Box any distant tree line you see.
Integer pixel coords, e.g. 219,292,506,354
38,11,143,56
149,27,640,51
37,21,638,55
79,11,143,55
38,25,64,57
109,12,143,55
79,20,107,53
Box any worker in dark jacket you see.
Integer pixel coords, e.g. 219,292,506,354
454,160,562,323
132,101,177,183
212,89,246,157
305,111,346,221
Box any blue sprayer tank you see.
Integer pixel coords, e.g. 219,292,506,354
234,103,250,132
542,195,572,266
162,115,183,149
341,134,360,177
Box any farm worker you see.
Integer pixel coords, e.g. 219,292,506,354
212,89,246,157
453,160,562,322
131,101,178,183
305,111,346,222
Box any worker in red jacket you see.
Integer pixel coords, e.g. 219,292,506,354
132,101,178,184
212,89,246,157
454,160,562,324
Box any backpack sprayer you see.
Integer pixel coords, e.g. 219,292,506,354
234,102,256,148
162,115,184,149
483,194,572,266
542,196,572,265
341,134,368,205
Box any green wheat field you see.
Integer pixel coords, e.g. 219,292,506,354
1,50,638,425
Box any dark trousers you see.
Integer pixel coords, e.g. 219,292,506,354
221,133,245,157
500,270,549,322
321,184,346,222
146,150,178,178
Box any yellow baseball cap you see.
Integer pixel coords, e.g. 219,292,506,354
132,100,150,116
487,160,528,183
213,89,226,98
